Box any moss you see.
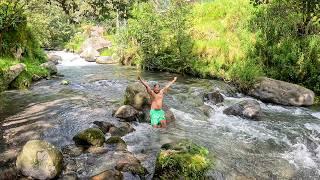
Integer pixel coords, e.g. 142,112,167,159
155,140,212,179
73,128,105,147
106,136,126,145
100,47,114,56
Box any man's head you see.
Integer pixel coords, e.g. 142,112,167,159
153,83,160,94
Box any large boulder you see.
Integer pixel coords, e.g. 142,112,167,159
4,63,26,85
114,105,140,121
154,140,211,179
73,128,105,147
96,56,116,64
124,82,150,110
204,91,224,104
47,54,62,65
80,47,99,62
223,100,261,119
81,37,111,53
41,62,57,75
248,77,314,106
16,140,63,180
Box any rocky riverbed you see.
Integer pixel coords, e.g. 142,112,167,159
1,51,320,179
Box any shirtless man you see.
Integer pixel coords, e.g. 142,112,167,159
138,76,177,128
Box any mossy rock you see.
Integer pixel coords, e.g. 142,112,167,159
106,136,127,151
154,140,212,179
73,128,105,147
16,140,63,179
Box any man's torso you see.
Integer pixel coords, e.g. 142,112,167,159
151,92,164,110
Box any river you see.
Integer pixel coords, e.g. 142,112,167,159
1,51,320,179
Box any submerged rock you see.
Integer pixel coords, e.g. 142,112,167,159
154,140,211,179
73,128,105,147
16,140,63,180
223,100,261,119
115,152,147,176
114,105,140,121
249,77,314,106
60,80,71,85
109,123,135,137
124,82,150,110
62,144,84,157
41,61,58,75
204,91,224,104
91,169,123,180
106,136,127,151
93,121,114,134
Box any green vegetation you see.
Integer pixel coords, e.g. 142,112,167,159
155,140,212,179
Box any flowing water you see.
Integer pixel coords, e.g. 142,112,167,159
1,51,320,179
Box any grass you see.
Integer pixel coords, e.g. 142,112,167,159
0,57,49,91
189,0,262,91
65,32,86,53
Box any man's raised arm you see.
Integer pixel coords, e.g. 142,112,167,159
138,76,153,95
162,77,177,93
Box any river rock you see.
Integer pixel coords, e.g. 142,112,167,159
4,63,26,84
93,121,115,134
109,123,135,137
154,140,211,179
62,144,84,157
114,105,139,121
16,140,63,180
61,80,71,85
124,82,150,110
91,169,123,180
204,91,224,104
80,47,99,62
106,136,127,151
248,77,314,106
47,54,62,65
81,37,111,53
223,100,261,119
41,61,57,75
96,56,115,64
115,152,147,176
73,128,105,147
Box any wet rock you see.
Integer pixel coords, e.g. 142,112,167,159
16,140,63,180
155,140,211,179
96,56,115,64
106,136,127,151
61,80,71,85
41,61,58,75
0,168,18,180
109,123,135,137
86,146,108,154
62,144,84,157
91,169,123,180
47,54,62,65
114,105,139,121
124,83,150,110
93,121,114,134
115,152,147,176
80,47,99,62
204,91,224,104
223,100,261,119
198,105,212,117
73,128,105,147
60,173,78,180
249,77,314,106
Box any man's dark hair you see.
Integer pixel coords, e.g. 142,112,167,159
154,83,160,88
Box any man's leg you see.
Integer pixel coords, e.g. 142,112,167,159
160,120,167,128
